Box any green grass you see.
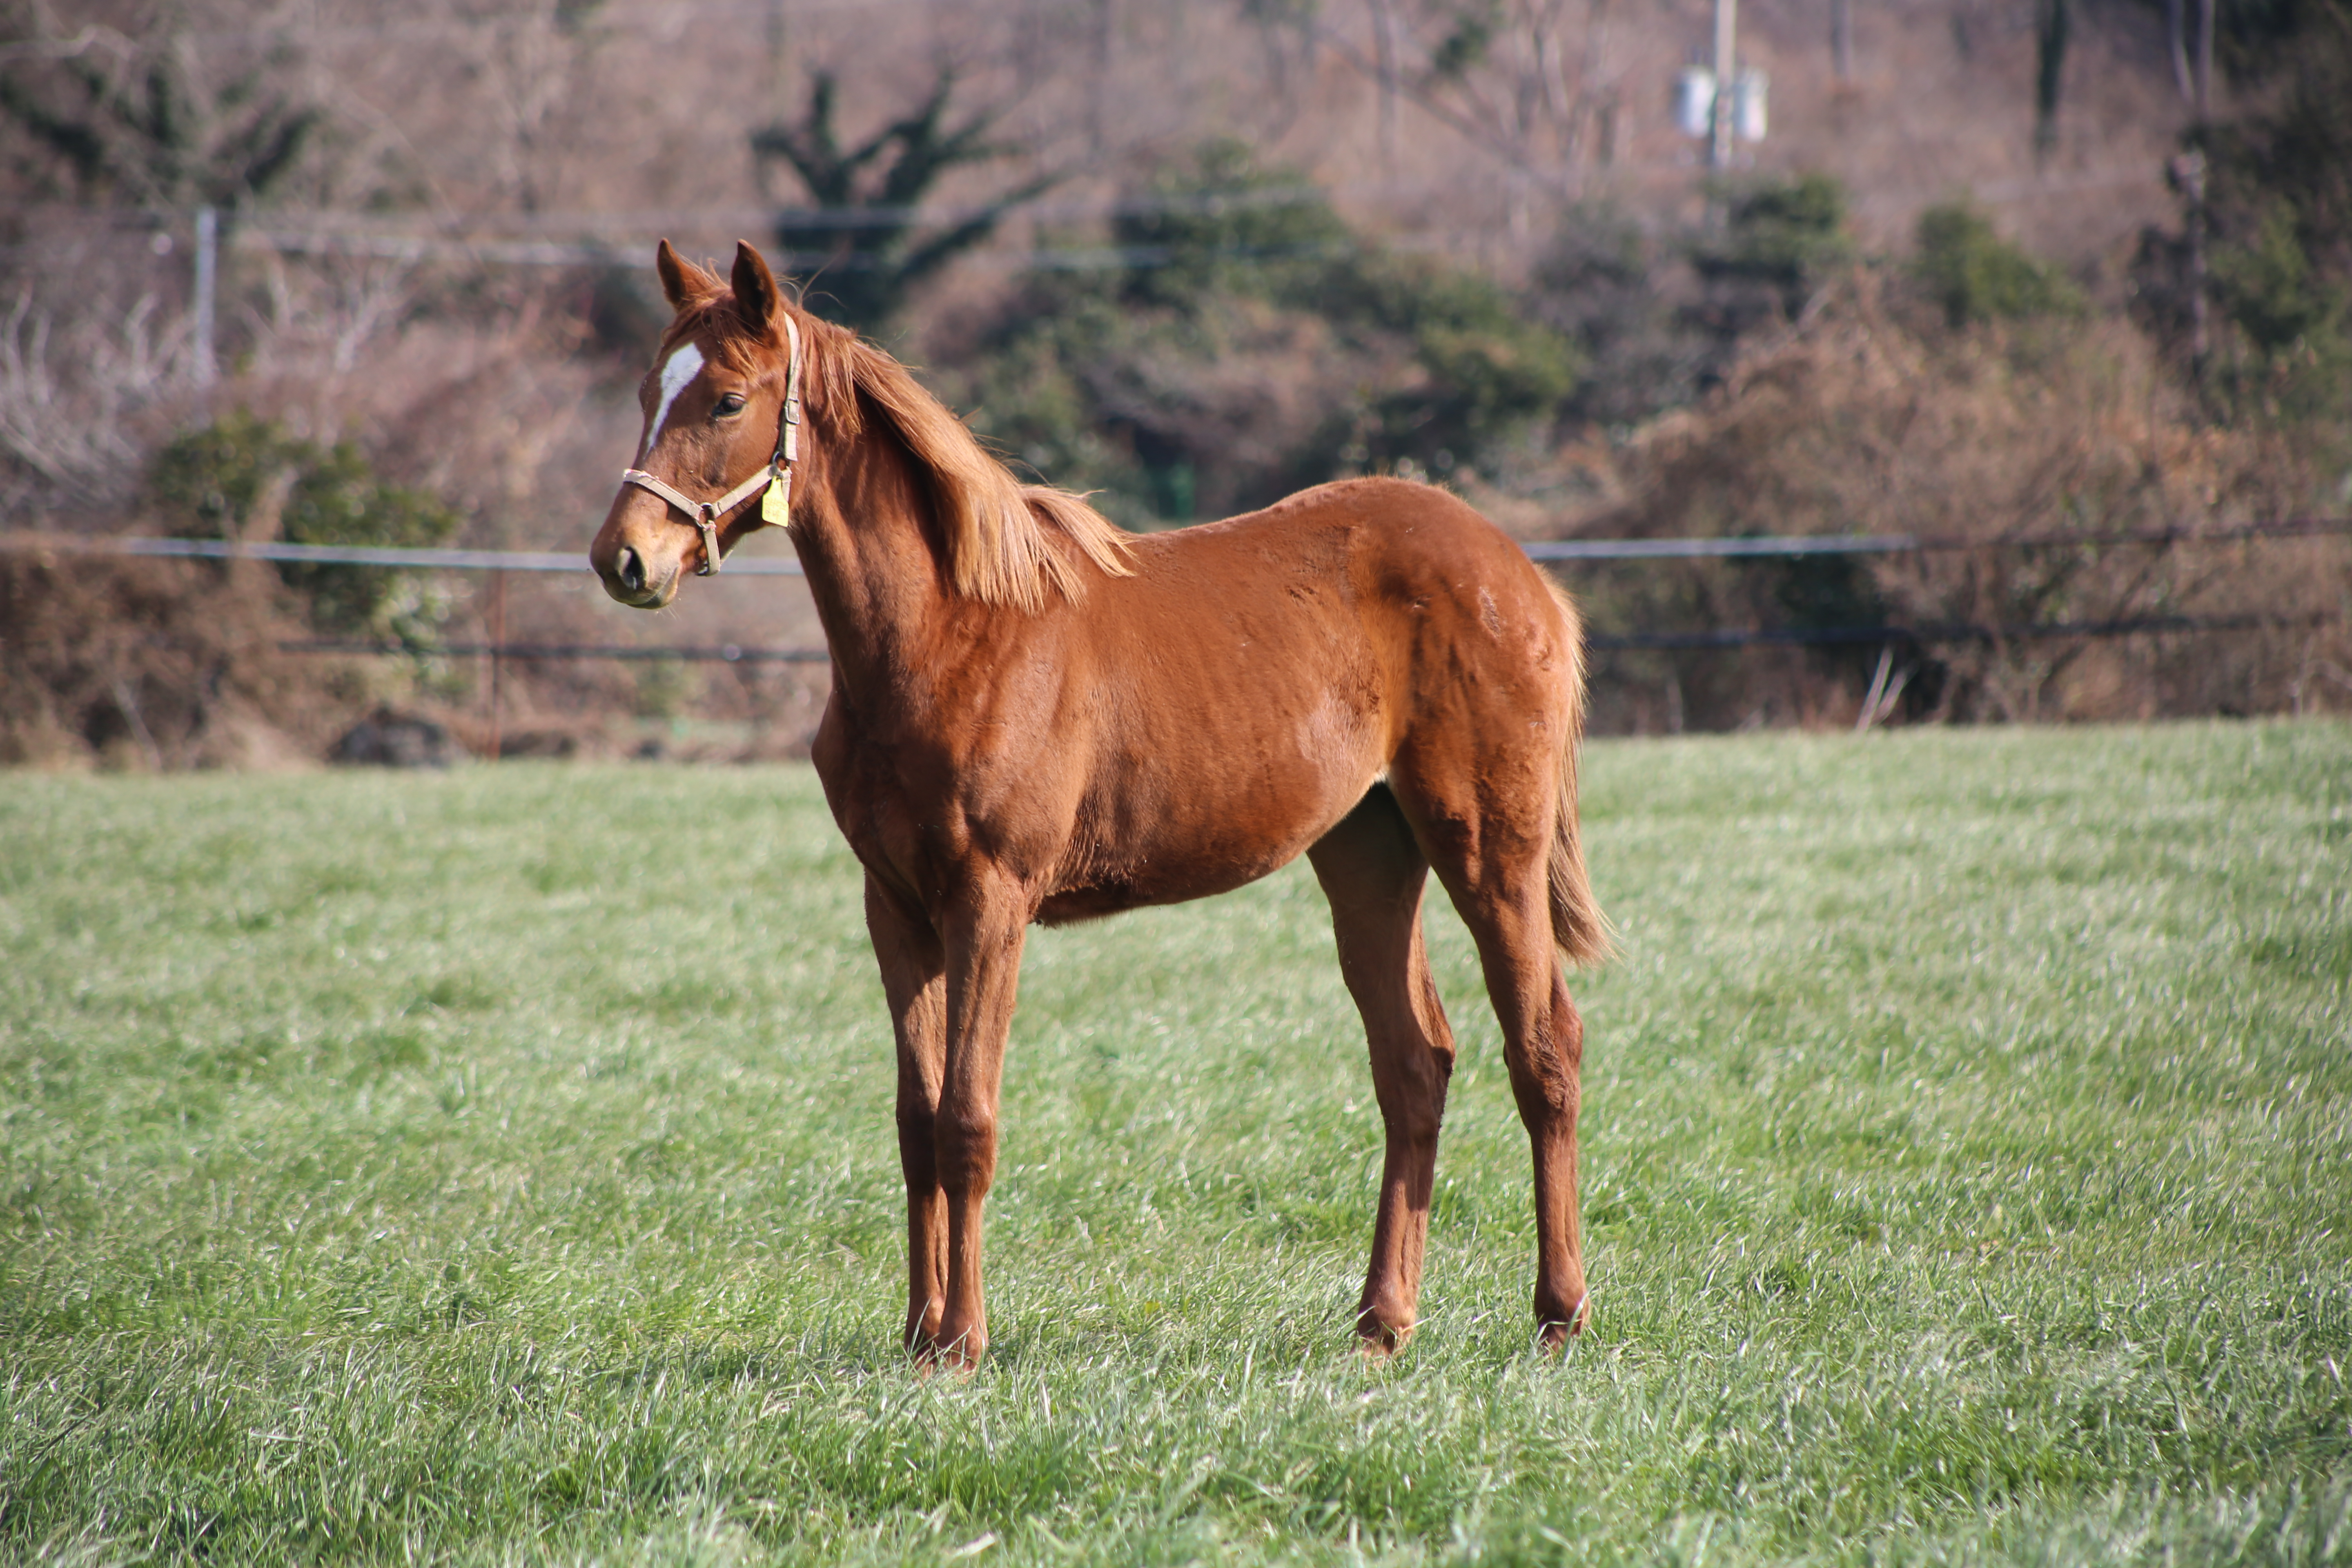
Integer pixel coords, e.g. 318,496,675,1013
3,721,2348,1566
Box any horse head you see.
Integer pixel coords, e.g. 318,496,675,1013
591,240,804,608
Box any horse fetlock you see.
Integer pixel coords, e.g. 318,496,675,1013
934,1316,989,1368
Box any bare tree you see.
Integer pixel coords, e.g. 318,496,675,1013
750,68,1055,334
2034,0,2070,162
1312,0,1625,196
0,20,316,208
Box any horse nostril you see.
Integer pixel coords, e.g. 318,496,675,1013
618,546,645,594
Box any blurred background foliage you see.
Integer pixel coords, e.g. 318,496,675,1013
148,412,458,640
1,0,2348,762
953,143,1581,525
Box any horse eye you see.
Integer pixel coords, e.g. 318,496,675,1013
713,393,746,417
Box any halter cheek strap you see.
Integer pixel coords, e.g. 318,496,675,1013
617,314,804,577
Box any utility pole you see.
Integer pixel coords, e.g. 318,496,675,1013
1711,0,1738,169
193,205,218,388
1369,0,1403,175
1091,0,1117,144
768,0,793,116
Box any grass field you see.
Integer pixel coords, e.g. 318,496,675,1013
3,722,2348,1566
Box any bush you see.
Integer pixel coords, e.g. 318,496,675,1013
1110,139,1358,314
957,145,1577,522
2212,202,2341,352
1555,274,2345,731
0,552,318,769
147,412,459,639
1913,202,2083,327
1694,172,1853,313
1532,205,1708,427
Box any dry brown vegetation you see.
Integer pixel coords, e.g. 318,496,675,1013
0,0,2342,766
1556,272,2352,730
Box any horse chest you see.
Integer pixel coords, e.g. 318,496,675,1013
813,712,1077,903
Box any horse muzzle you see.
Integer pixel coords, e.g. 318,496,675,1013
604,543,678,608
591,519,687,608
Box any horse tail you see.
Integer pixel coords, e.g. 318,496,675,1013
1541,574,1616,969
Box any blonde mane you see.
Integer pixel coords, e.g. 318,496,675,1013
806,322,1136,613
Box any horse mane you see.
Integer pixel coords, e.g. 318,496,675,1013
655,263,1133,612
820,334,1136,612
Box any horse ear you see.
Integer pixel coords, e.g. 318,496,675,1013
655,239,710,311
731,241,783,336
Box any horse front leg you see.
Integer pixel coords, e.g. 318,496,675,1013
866,876,949,1359
932,887,1030,1368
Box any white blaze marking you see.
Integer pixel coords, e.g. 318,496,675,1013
643,342,705,454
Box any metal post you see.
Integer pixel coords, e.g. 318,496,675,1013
487,569,507,761
193,205,218,388
1711,0,1738,168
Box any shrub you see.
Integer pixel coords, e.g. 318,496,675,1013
1556,274,2344,730
1532,205,1708,426
1913,202,2084,327
1111,139,1358,314
1694,172,1853,312
958,145,1577,522
2212,202,2340,352
147,412,459,638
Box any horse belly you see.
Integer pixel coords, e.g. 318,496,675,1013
1037,693,1380,923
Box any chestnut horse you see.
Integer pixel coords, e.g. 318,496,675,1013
591,241,1611,1365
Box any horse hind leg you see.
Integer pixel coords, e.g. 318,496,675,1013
1397,775,1591,1347
1307,786,1459,1354
1510,959,1589,1345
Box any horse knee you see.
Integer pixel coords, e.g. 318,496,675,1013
1381,1104,1443,1158
1375,1047,1452,1144
1505,1026,1581,1118
935,1105,999,1190
895,1102,940,1169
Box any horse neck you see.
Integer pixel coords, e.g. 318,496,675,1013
788,412,958,702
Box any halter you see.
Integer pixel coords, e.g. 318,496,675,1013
617,314,804,576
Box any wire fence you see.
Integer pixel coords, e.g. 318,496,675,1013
278,611,2343,665
14,517,2340,664
18,514,2348,575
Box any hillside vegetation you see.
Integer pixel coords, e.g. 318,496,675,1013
2,0,2347,762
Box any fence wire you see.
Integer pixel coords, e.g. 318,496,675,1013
11,518,2345,664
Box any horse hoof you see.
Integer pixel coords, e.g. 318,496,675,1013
1537,1293,1591,1350
1355,1309,1413,1358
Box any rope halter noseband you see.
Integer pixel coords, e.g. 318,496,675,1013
616,314,804,576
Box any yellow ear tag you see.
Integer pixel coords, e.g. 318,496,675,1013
760,475,789,526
